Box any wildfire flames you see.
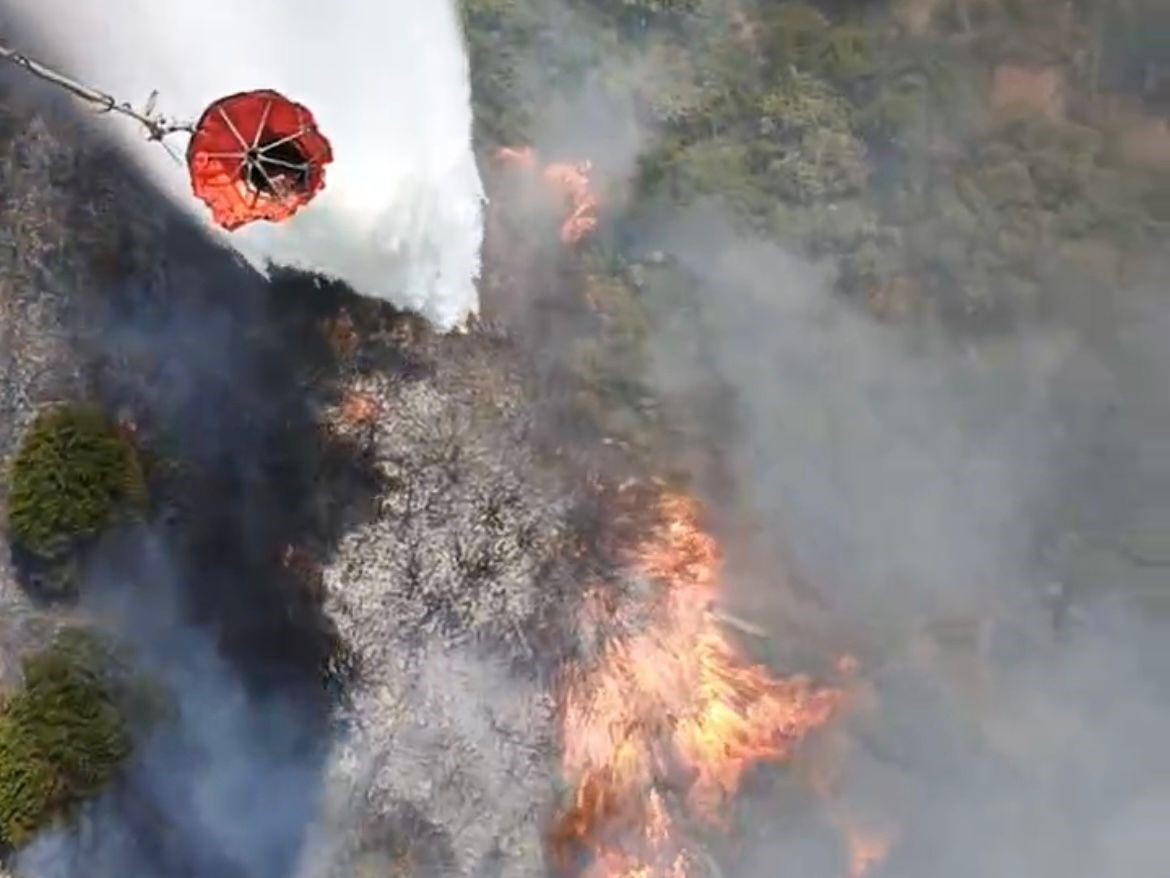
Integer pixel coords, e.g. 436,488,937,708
493,146,599,245
322,385,383,437
845,830,894,878
552,490,846,877
337,390,381,428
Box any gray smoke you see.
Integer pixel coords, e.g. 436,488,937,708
0,90,346,873
638,209,1170,877
472,2,1170,875
13,529,330,878
3,3,1168,876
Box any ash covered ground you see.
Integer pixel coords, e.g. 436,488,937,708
300,319,582,877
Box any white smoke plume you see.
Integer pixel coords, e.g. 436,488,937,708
4,0,484,329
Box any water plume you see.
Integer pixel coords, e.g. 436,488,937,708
5,0,484,328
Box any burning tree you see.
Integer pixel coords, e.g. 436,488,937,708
551,489,844,878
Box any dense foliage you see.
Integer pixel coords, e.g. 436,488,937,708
461,0,1170,580
462,0,1168,329
6,406,146,559
0,629,136,847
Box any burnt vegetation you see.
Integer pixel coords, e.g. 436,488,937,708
0,81,400,867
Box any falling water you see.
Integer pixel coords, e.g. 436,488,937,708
6,0,484,329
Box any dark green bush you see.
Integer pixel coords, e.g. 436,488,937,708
0,629,135,847
5,406,146,559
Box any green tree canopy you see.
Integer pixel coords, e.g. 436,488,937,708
6,406,146,559
0,629,137,847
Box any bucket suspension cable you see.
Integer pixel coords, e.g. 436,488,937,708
0,39,193,140
0,39,334,230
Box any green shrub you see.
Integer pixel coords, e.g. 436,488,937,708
761,5,874,84
0,630,135,847
5,406,146,559
760,71,855,171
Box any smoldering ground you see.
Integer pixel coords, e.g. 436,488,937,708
8,274,384,875
0,78,388,873
7,343,355,876
15,533,327,878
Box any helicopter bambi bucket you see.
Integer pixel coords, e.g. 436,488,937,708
0,40,334,231
187,90,333,230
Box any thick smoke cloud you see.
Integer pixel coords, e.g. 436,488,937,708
479,3,1170,876
647,212,1060,622
640,210,1170,877
4,0,484,329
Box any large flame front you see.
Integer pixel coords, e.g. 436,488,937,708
552,491,844,877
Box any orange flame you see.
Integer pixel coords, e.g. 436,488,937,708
338,390,380,428
553,491,843,877
805,669,896,878
493,146,600,245
324,387,382,439
845,828,894,878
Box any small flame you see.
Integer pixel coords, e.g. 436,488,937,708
805,682,897,878
845,828,893,878
553,490,844,876
493,146,599,245
543,160,599,245
338,390,381,428
324,386,382,439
